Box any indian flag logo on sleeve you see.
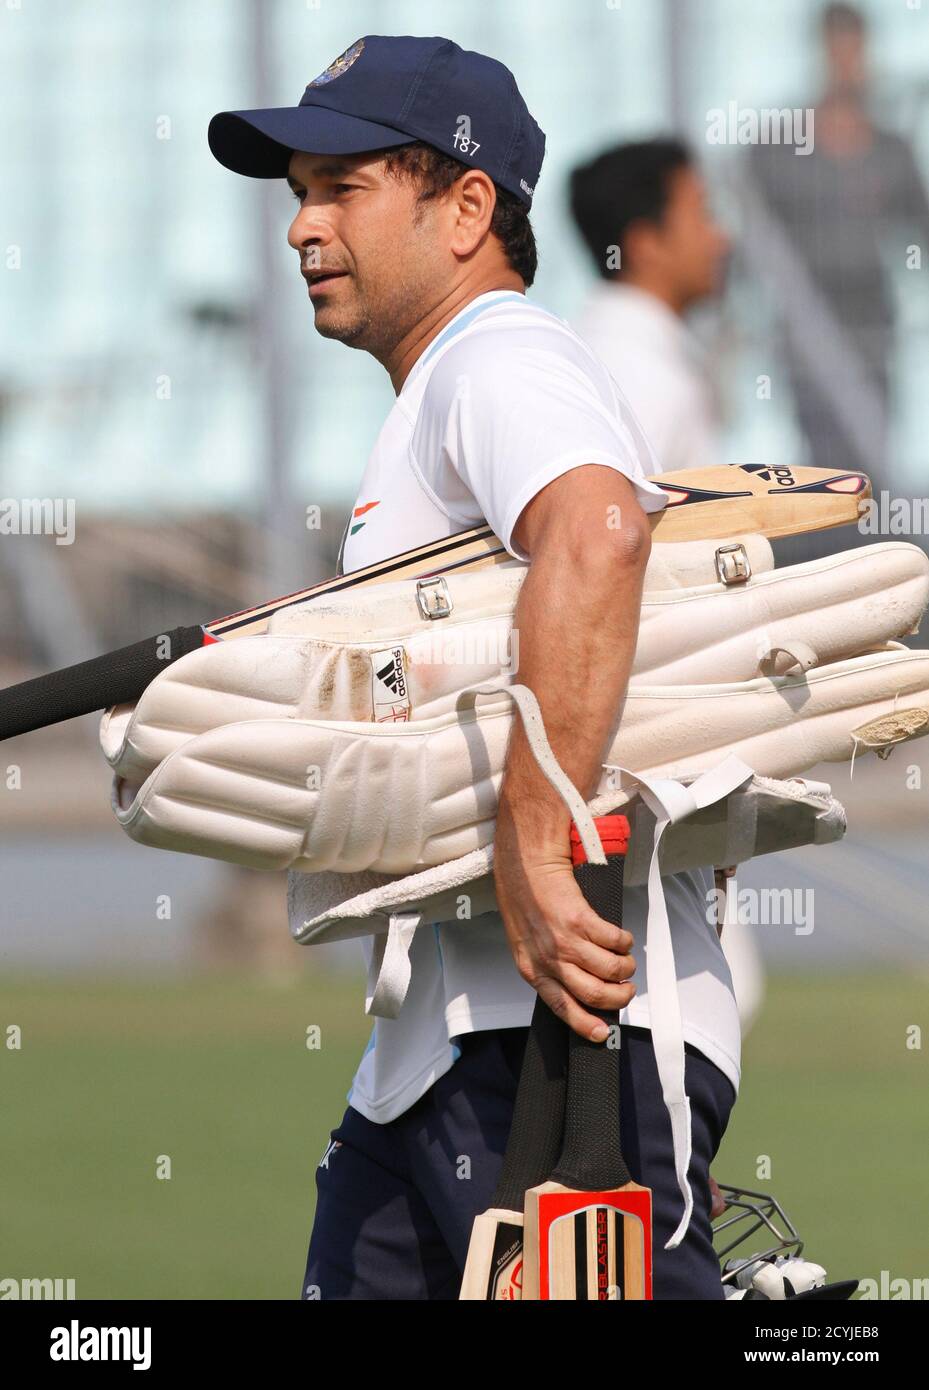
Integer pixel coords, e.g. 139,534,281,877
350,500,380,536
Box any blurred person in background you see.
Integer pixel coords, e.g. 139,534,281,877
749,2,929,505
569,140,763,1034
569,139,729,475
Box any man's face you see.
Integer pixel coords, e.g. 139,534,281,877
654,166,729,305
286,149,446,357
824,24,867,94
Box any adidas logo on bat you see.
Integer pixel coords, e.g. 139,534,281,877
739,464,797,487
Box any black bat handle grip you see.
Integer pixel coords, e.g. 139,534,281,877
491,994,568,1213
551,814,632,1192
0,625,205,741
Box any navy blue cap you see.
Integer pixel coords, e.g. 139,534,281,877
208,35,545,207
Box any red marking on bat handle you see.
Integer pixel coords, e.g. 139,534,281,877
569,814,630,867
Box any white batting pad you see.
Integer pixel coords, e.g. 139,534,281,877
110,646,929,874
101,540,928,785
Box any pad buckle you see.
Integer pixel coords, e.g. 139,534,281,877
715,543,752,586
416,576,453,620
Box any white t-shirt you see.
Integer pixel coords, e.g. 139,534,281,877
293,289,741,1121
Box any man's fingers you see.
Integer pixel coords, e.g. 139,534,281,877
534,953,638,1041
575,910,635,957
529,874,636,956
535,974,638,1041
498,859,638,1039
559,957,637,1010
535,897,636,979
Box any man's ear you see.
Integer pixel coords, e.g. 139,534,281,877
621,217,662,274
447,168,498,257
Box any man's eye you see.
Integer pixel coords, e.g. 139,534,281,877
291,190,305,203
333,183,355,194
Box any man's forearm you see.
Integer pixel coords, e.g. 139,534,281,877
498,522,650,847
491,469,649,1031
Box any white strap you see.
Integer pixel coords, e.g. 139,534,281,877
761,638,818,674
365,913,420,1018
603,754,753,1248
462,684,607,865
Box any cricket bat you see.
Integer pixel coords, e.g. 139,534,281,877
653,462,868,543
0,464,869,742
522,814,653,1300
459,994,567,1300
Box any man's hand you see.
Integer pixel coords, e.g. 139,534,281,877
494,796,637,1041
493,464,652,1039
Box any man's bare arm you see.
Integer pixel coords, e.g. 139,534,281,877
493,464,652,1040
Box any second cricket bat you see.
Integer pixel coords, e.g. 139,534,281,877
522,814,653,1300
0,463,869,742
459,994,567,1300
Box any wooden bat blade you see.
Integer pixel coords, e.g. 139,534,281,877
650,464,870,542
523,1184,653,1300
458,1209,526,1301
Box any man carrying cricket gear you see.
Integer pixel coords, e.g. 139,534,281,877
208,33,739,1299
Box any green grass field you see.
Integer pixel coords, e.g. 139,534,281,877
716,972,929,1294
0,971,925,1298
